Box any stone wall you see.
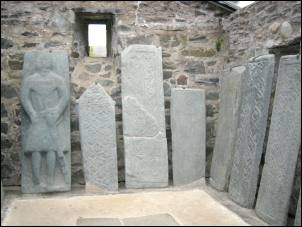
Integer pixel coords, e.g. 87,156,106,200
1,1,231,186
222,1,301,66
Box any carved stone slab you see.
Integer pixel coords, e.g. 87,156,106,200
295,189,301,226
228,55,275,208
1,181,3,206
255,55,301,225
171,88,206,186
21,51,70,193
210,66,245,191
79,83,118,191
121,45,168,188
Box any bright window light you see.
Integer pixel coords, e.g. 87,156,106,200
237,1,254,8
88,24,107,57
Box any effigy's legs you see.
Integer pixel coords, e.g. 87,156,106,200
47,150,56,185
32,152,41,185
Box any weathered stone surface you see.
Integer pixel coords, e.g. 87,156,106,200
171,88,206,186
210,66,245,191
295,190,301,226
184,61,205,74
21,31,38,37
255,55,301,225
163,81,171,96
181,47,216,57
1,38,13,49
124,136,168,188
1,181,4,206
177,75,188,85
85,64,102,73
22,42,37,48
160,34,180,47
1,83,18,98
279,21,293,39
8,60,23,70
79,83,118,191
20,51,71,193
121,45,168,188
77,217,122,226
228,55,275,208
163,70,172,80
122,213,180,226
1,122,8,134
44,41,63,48
98,79,114,87
1,138,12,149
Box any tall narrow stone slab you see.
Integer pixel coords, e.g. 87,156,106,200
255,55,301,225
1,181,4,207
228,55,275,208
79,83,118,191
210,66,246,191
121,45,168,188
1,181,3,212
21,51,70,193
295,190,301,226
171,88,206,186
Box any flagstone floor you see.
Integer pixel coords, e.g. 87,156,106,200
1,181,267,226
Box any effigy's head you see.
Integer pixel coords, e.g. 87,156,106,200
35,55,52,72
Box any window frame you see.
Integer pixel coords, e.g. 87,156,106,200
75,12,114,57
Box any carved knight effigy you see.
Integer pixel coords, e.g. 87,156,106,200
20,51,71,193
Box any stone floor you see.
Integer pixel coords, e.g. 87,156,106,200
1,181,268,226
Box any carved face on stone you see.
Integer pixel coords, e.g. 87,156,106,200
35,55,52,73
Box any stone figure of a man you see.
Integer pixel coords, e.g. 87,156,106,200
20,55,69,186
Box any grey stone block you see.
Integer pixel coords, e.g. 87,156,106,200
295,190,301,226
122,213,180,226
210,66,245,191
20,51,71,193
255,55,301,225
79,83,118,191
76,214,180,226
171,88,206,186
124,136,168,188
228,54,275,208
121,45,168,188
76,217,122,226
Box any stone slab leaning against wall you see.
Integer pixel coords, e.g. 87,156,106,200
121,45,168,189
20,51,71,193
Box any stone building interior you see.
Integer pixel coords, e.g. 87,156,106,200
1,1,301,226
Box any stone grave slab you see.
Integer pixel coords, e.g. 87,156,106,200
295,189,301,226
1,181,4,208
210,66,246,191
79,83,118,191
171,88,206,186
20,51,70,193
255,55,301,225
121,45,168,188
228,55,275,208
